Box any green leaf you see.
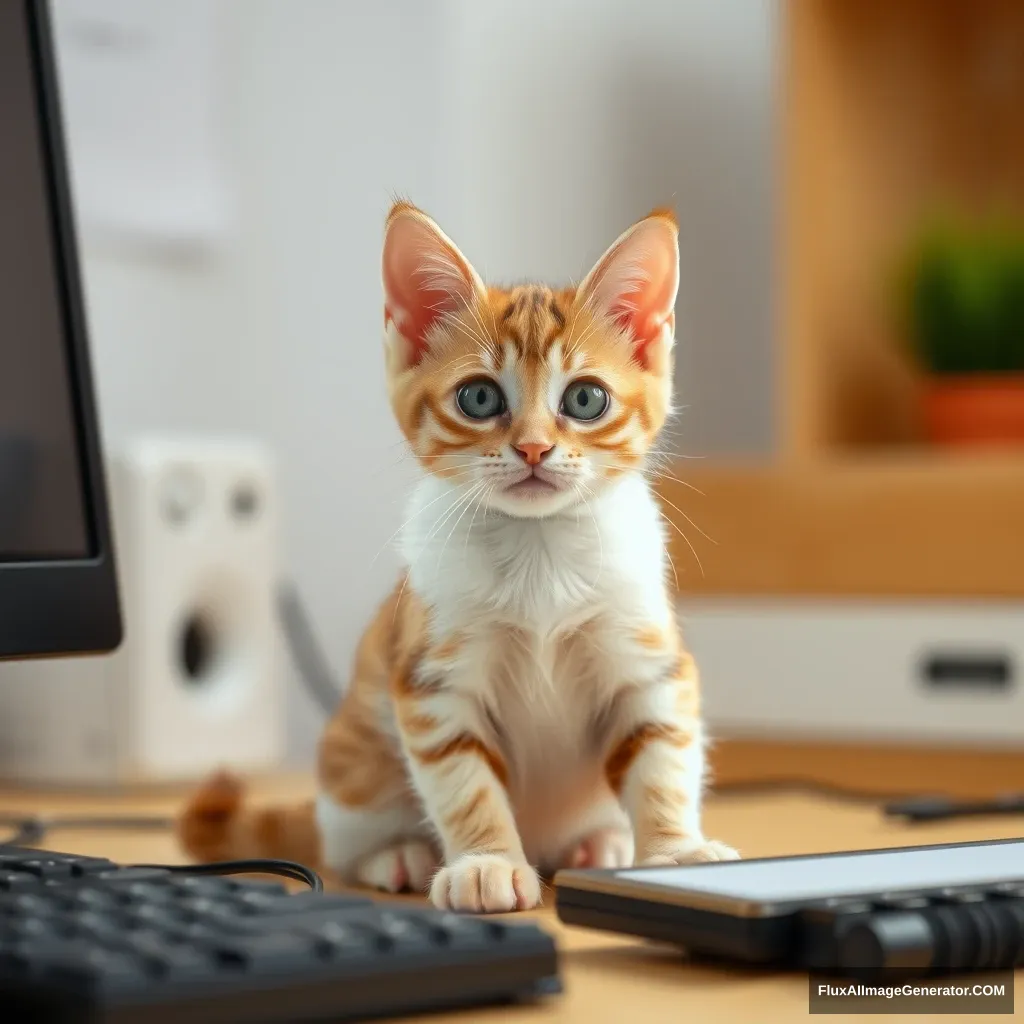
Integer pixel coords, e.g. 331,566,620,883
896,214,1024,375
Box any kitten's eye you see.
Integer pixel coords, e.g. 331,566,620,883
456,379,506,419
561,381,609,421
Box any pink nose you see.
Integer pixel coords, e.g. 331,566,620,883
514,442,553,466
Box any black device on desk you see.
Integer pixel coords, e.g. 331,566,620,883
0,2,561,1020
0,843,559,1023
555,837,1024,981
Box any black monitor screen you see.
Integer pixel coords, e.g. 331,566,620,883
0,0,92,561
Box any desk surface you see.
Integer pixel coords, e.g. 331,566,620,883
3,777,1020,1023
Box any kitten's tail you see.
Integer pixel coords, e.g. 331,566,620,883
176,771,321,870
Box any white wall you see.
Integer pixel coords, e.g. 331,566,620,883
440,0,779,457
59,0,450,763
54,0,778,765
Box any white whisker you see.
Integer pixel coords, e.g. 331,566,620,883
657,509,704,579
369,478,471,567
437,481,487,572
655,490,717,546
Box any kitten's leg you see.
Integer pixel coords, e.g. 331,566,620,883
395,683,540,913
315,676,437,893
355,839,439,894
315,793,438,892
548,792,634,872
604,651,739,866
563,828,634,870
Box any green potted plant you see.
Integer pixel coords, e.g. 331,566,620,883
897,215,1024,446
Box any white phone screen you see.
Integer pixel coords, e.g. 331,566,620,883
613,841,1024,904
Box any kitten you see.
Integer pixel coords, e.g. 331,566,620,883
178,201,739,913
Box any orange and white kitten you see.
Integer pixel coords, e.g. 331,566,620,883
178,201,739,913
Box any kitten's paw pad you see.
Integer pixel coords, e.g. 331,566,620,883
641,838,740,866
355,840,438,894
565,828,634,870
430,853,541,913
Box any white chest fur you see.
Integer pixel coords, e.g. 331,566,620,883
400,472,670,634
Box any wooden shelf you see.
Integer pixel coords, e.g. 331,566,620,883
709,736,1024,800
782,0,1024,456
659,2,1024,601
655,454,1024,598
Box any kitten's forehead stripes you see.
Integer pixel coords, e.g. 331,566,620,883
493,285,572,362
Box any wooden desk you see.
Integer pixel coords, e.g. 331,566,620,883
3,778,1020,1022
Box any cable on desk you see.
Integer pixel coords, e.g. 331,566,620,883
0,813,174,847
708,777,921,806
0,817,324,892
710,778,1024,824
132,858,324,892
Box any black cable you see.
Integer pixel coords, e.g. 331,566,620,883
132,858,324,892
708,777,922,806
710,778,1024,824
0,813,173,848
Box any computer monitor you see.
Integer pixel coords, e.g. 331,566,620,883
0,0,121,658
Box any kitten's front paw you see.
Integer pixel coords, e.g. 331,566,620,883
430,853,542,913
640,838,740,866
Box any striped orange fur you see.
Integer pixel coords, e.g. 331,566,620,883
177,201,739,912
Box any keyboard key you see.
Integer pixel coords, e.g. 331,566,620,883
256,891,372,915
211,892,373,936
369,911,441,953
214,932,320,972
0,871,40,891
138,942,214,981
65,887,121,910
312,921,377,958
129,902,193,930
72,911,130,942
93,868,173,885
67,856,121,877
17,859,77,880
169,876,242,896
231,884,291,913
8,893,57,915
18,940,144,990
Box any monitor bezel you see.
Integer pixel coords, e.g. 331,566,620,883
0,0,122,658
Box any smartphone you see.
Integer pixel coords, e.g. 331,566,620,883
554,837,1024,974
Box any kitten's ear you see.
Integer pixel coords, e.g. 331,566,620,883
382,201,485,366
575,208,679,368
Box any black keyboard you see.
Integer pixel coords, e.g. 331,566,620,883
0,845,560,1023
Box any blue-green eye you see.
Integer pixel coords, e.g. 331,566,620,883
456,379,506,419
561,381,609,421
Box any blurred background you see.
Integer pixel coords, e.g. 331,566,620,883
43,0,1024,787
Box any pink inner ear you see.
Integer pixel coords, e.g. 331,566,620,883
583,216,679,368
610,253,677,345
382,214,474,365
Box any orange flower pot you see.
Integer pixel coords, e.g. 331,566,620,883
923,375,1024,447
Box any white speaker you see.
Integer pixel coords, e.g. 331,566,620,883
0,435,286,786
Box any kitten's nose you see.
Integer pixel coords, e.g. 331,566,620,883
514,442,553,465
